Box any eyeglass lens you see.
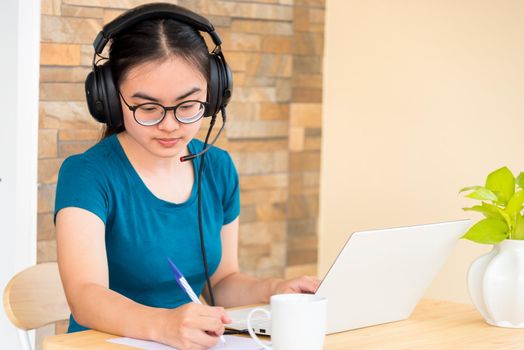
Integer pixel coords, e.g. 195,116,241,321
134,101,206,126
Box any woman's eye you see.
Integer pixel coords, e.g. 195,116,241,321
141,106,159,112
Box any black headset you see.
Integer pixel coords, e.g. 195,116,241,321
85,2,233,127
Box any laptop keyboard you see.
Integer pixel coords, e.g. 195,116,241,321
254,319,271,328
227,305,272,334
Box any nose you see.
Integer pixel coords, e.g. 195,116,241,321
158,110,180,131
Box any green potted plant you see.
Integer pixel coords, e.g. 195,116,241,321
459,166,524,328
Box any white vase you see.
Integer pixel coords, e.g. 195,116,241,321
467,239,524,328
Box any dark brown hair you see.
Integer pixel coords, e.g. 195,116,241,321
102,18,210,138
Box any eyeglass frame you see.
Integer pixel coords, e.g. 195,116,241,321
118,91,210,126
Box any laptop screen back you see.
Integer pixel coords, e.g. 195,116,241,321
317,219,471,334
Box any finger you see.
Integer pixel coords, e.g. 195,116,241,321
294,276,320,293
206,317,226,336
204,307,231,329
192,304,226,319
306,275,322,284
192,330,221,349
222,313,232,324
174,326,206,350
214,307,231,324
305,275,322,291
206,326,226,338
189,314,225,334
179,328,219,350
205,322,225,336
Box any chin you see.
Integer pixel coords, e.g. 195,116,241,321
150,143,186,159
154,149,184,159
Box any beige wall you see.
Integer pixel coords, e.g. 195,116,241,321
320,0,524,303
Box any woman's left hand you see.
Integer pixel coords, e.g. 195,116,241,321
272,275,321,295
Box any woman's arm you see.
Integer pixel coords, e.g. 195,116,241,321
56,207,228,350
208,217,321,307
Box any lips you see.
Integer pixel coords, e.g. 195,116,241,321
156,137,181,147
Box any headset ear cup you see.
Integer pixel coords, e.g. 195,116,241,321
208,55,220,117
85,67,108,124
208,53,233,116
100,63,123,127
86,69,102,123
219,56,233,108
223,60,233,106
84,63,122,126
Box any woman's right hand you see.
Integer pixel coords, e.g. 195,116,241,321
156,303,231,350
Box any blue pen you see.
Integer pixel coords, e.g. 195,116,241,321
167,257,227,345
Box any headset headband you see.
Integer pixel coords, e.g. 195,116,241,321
85,2,232,126
92,3,222,54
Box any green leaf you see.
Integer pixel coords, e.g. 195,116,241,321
513,215,524,240
517,172,524,190
506,190,524,219
463,202,504,220
459,186,498,201
462,218,508,244
496,206,513,230
485,166,515,205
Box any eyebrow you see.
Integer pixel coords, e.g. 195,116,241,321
131,87,203,103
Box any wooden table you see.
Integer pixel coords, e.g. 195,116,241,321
43,299,524,350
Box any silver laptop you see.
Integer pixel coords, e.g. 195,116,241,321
227,219,471,335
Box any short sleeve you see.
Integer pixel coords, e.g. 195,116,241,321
54,155,109,225
221,152,240,225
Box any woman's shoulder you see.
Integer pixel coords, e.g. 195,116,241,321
60,135,119,175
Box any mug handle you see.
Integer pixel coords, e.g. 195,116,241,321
247,308,272,350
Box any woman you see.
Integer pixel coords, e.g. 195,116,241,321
54,3,319,350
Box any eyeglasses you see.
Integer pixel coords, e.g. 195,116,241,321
119,91,209,126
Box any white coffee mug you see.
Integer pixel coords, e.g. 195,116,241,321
247,293,327,350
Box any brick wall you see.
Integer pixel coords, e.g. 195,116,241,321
38,0,324,338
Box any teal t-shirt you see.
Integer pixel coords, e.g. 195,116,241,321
54,134,240,333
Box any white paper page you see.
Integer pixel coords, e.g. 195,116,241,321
107,335,264,350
